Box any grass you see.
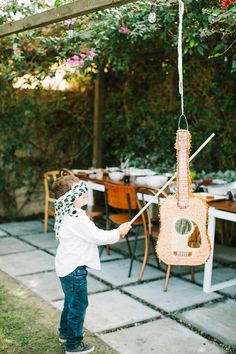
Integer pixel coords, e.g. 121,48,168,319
0,271,117,354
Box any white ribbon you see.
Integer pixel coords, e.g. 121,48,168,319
178,0,185,117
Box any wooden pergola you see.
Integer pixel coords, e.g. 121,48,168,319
0,0,139,167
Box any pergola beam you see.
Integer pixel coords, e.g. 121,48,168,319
0,0,138,38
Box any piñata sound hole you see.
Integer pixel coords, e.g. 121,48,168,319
175,218,192,235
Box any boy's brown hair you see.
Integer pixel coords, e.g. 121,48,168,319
52,175,80,199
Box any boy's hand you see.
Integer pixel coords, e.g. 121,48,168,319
118,222,132,238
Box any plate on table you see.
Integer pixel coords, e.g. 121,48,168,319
129,168,156,177
212,179,227,185
142,169,157,176
194,192,227,202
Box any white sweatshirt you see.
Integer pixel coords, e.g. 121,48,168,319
55,208,120,277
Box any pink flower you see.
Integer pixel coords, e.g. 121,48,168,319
72,55,79,61
64,19,72,28
88,50,95,61
66,58,75,66
78,60,84,68
27,47,33,51
80,53,86,59
118,26,130,35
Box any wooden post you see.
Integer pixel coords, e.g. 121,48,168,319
92,69,104,168
0,0,138,38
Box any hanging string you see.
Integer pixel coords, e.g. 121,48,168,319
177,0,188,130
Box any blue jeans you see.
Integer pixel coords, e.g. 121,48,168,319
59,265,88,351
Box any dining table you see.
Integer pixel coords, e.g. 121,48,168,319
75,172,236,293
203,199,236,293
75,172,162,204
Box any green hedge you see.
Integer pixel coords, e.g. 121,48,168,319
0,51,235,219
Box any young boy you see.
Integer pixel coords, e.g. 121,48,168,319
52,175,131,354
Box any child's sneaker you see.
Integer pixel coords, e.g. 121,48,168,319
65,342,95,353
59,334,67,344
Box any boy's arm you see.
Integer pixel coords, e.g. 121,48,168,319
73,214,130,245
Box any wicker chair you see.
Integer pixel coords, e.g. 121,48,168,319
43,169,74,233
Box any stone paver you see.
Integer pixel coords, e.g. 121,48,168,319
18,272,111,303
89,258,164,286
124,278,221,312
19,232,58,249
112,236,146,256
0,229,8,237
0,237,35,255
45,247,57,255
183,266,236,287
87,275,111,293
0,221,43,236
85,290,159,332
1,220,236,353
51,299,63,311
99,248,125,262
0,250,54,276
179,299,236,347
219,285,236,297
100,318,225,354
17,270,63,301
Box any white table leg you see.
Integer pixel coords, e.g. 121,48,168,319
86,181,94,207
203,214,216,293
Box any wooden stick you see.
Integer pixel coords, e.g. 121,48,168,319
130,133,215,224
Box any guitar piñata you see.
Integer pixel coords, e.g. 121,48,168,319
156,129,211,266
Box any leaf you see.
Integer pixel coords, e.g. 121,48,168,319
197,46,204,55
54,0,61,8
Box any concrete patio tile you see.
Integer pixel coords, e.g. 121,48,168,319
138,254,159,267
46,247,57,255
0,250,54,276
111,236,146,256
123,278,221,312
179,299,236,347
51,299,63,311
19,232,59,249
0,237,35,255
99,248,125,262
85,290,159,332
17,271,63,302
87,275,111,293
88,258,165,286
219,285,236,297
0,221,43,236
0,229,8,237
36,274,110,303
100,318,225,354
182,266,236,286
214,244,236,264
